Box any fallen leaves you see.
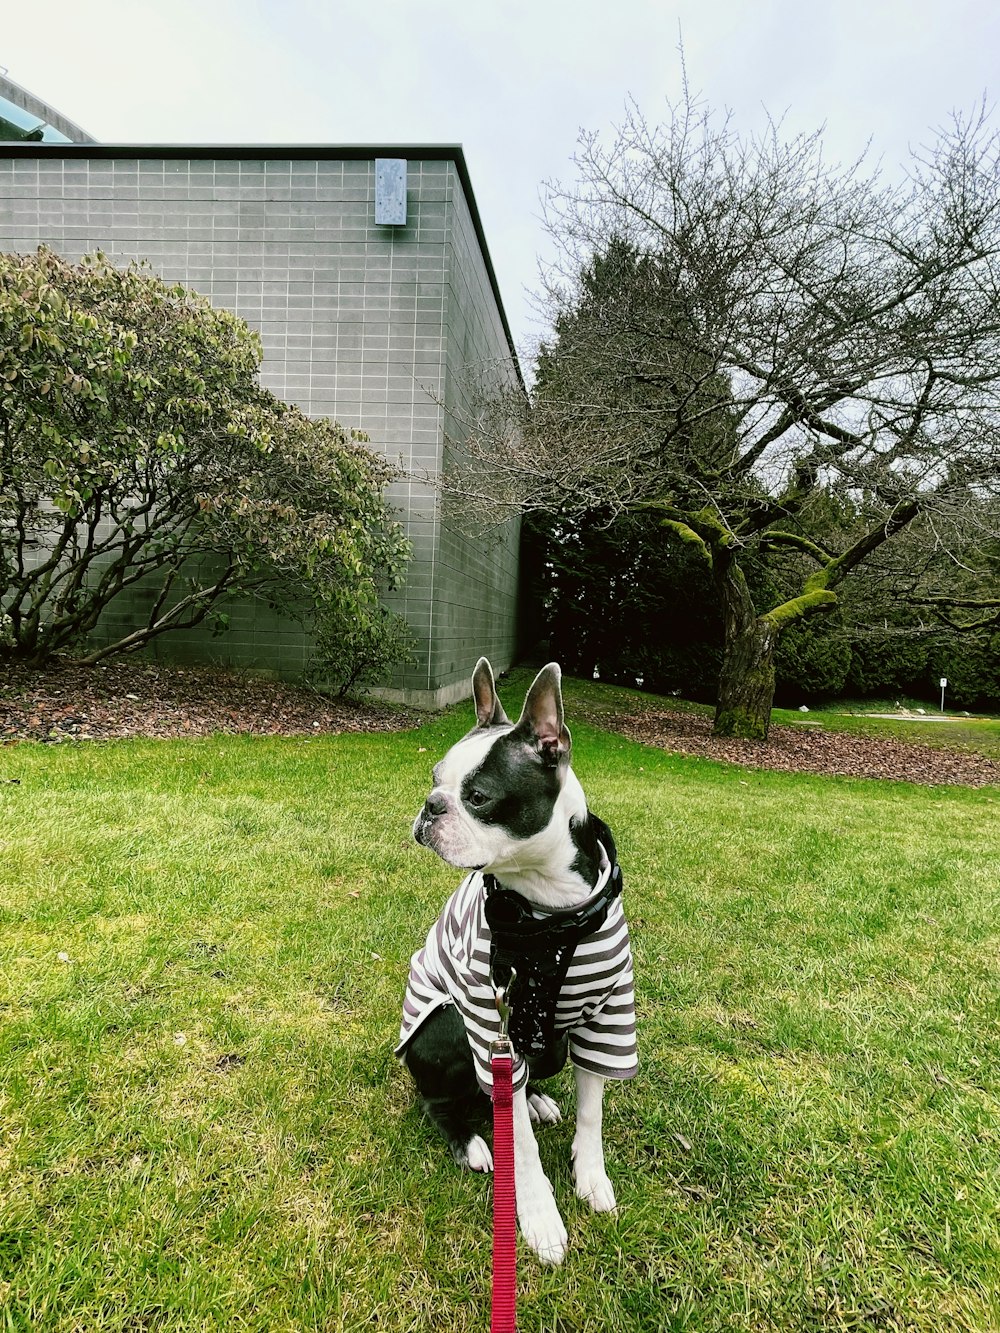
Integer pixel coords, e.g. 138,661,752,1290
604,708,1000,788
3,660,997,788
0,659,419,743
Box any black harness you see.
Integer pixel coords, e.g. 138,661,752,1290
483,815,623,1061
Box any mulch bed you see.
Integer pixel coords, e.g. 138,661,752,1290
600,707,1000,789
0,659,417,743
2,659,997,788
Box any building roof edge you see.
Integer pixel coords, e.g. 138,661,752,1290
0,140,524,385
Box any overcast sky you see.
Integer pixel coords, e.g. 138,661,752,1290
4,0,999,364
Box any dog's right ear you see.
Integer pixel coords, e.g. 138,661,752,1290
472,657,510,728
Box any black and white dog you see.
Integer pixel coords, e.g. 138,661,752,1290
397,659,637,1264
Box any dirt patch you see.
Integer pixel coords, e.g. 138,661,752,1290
599,706,1000,788
0,659,418,743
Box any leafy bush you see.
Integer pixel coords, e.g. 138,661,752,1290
844,628,930,700
311,603,414,697
521,507,722,698
0,248,411,684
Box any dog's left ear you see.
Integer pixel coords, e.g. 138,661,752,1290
517,663,571,763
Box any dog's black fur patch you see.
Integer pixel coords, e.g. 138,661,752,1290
568,814,603,888
458,729,562,840
403,1004,568,1159
402,1005,490,1162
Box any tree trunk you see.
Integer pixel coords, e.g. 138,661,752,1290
714,617,778,740
711,550,776,740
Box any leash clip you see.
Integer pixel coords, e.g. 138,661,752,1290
491,966,516,1051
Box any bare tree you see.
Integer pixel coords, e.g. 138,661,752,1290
446,94,1000,738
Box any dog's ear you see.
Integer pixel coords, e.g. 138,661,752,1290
472,657,510,728
516,662,571,763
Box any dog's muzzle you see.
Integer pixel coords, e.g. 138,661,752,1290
413,791,448,846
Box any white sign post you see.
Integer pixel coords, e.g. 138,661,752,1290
940,677,947,713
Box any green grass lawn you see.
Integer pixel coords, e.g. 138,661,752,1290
2,683,1000,1331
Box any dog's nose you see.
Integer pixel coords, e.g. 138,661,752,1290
424,792,448,817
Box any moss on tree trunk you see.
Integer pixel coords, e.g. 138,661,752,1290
714,618,778,740
707,540,841,740
711,549,778,740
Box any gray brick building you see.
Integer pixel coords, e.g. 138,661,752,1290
0,137,521,706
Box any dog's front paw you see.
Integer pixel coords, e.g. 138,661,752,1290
526,1091,562,1126
518,1185,568,1265
573,1161,617,1213
456,1134,493,1172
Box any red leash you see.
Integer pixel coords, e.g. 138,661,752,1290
491,978,517,1333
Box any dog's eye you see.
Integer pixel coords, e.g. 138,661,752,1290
466,789,489,808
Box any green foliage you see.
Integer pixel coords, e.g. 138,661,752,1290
522,507,722,701
532,236,739,509
773,619,852,703
0,248,411,682
844,624,929,700
524,487,995,716
311,603,415,697
928,631,1000,709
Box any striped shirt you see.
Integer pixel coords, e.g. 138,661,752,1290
396,857,638,1094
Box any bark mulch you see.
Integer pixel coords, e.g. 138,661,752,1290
598,706,1000,789
0,659,418,743
2,660,998,788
